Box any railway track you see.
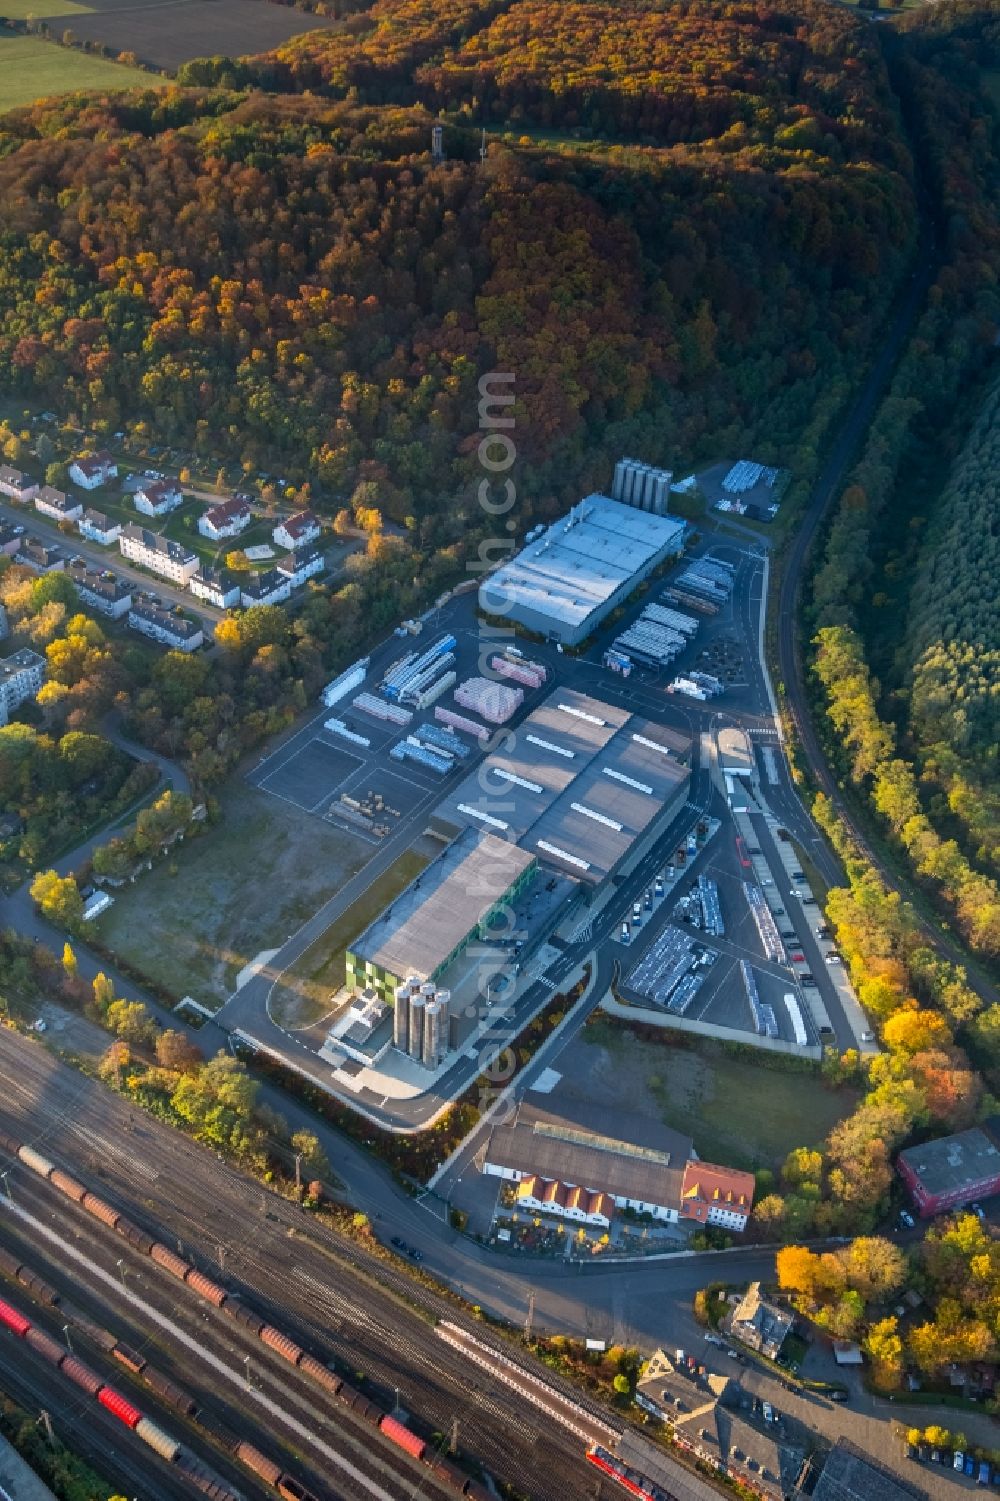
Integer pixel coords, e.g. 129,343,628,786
0,1029,603,1501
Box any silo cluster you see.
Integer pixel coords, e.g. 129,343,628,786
612,457,672,515
393,977,452,1069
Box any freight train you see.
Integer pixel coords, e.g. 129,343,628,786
0,1128,492,1501
0,1289,242,1501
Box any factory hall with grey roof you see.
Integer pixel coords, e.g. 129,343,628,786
345,828,537,1002
433,687,690,889
480,493,686,645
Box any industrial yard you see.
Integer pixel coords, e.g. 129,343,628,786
178,456,874,1135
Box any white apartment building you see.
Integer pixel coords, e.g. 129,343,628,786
35,486,83,523
79,508,121,546
0,466,38,503
127,602,203,653
0,649,45,727
272,511,321,551
120,524,198,584
134,480,182,518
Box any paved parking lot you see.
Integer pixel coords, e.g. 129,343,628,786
259,736,365,812
619,802,822,1047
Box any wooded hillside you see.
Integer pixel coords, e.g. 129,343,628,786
0,0,916,534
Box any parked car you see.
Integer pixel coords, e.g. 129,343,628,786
965,1456,975,1476
979,1461,992,1486
899,1210,915,1229
954,1452,966,1472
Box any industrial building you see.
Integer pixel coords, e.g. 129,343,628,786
484,1100,694,1225
897,1122,1000,1218
345,827,537,1006
480,493,686,646
434,687,690,895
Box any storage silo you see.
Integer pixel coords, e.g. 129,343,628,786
435,988,451,1030
408,994,426,1061
393,985,410,1053
423,1001,443,1069
612,459,627,503
652,471,670,515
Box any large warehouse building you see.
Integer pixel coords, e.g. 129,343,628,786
345,828,536,1005
433,688,690,897
480,493,686,646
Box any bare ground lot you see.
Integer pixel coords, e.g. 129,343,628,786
564,1021,858,1171
53,0,343,73
269,839,436,1030
95,781,371,1008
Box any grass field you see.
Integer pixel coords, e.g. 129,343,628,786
96,782,372,1008
0,33,157,112
575,1023,857,1170
270,843,434,1030
58,0,343,73
2,0,93,15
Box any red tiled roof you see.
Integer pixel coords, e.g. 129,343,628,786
281,510,318,538
204,498,250,526
679,1161,755,1221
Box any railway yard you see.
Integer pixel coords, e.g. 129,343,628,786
0,1028,622,1501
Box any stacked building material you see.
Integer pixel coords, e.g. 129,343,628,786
435,706,488,741
353,692,412,726
454,677,523,725
490,654,546,690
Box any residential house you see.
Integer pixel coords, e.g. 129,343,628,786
0,525,21,559
712,1405,806,1501
277,547,324,590
190,566,241,610
79,508,121,546
679,1163,756,1232
239,568,291,608
127,601,203,653
18,540,66,573
484,1099,693,1225
0,466,38,503
68,451,117,490
272,511,321,551
0,648,45,727
119,524,198,585
68,562,132,620
34,486,83,524
198,498,252,541
729,1283,794,1361
134,479,182,518
637,1352,808,1501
